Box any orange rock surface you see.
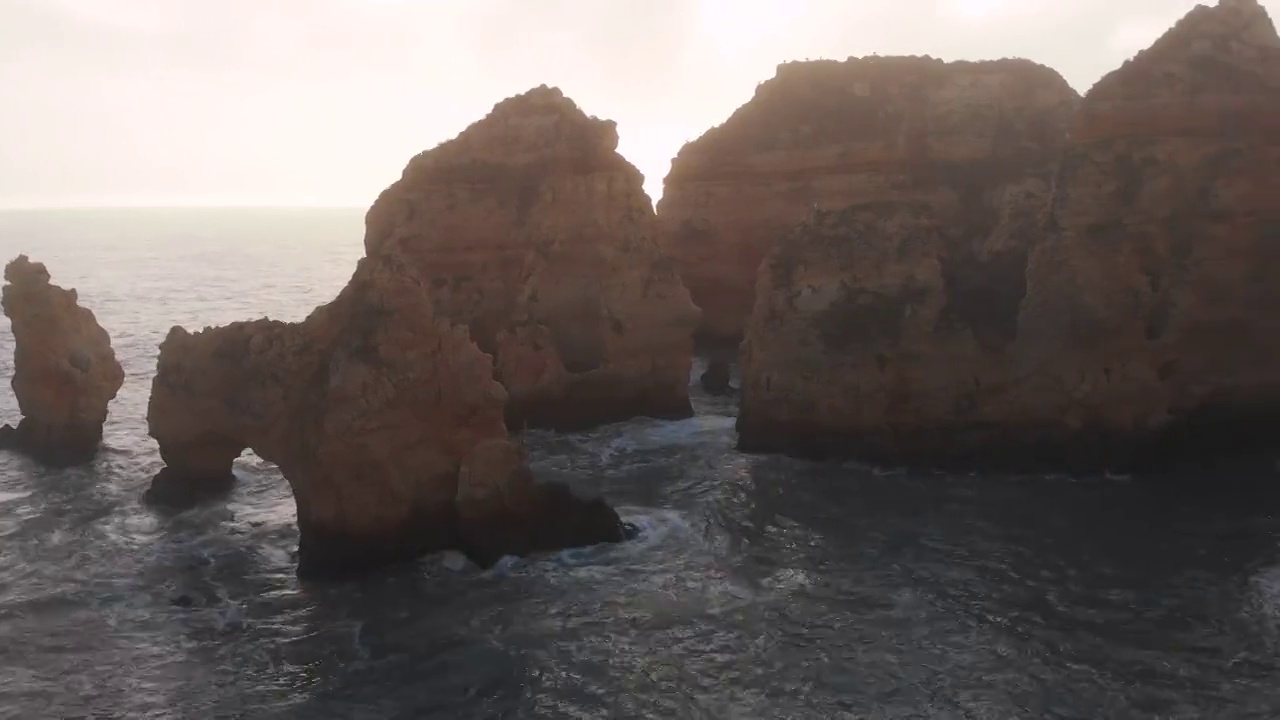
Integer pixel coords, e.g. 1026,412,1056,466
659,57,1079,342
0,255,124,466
366,86,699,430
738,0,1280,470
1007,0,1280,466
145,247,625,578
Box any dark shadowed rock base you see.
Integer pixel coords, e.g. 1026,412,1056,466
506,393,693,432
457,482,626,568
736,406,1280,475
0,420,104,467
700,360,734,396
142,467,237,509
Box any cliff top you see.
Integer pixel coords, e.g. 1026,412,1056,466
662,55,1076,185
4,255,51,287
1086,0,1280,102
398,85,632,182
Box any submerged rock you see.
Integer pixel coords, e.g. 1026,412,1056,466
738,0,1280,471
659,56,1079,342
0,255,124,465
145,247,625,579
365,85,700,431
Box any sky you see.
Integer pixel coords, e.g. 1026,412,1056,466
1,0,1274,209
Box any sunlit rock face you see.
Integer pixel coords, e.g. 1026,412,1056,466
145,247,626,579
0,255,124,466
738,0,1280,471
659,56,1078,343
365,85,700,431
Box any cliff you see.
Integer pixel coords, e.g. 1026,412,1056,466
738,0,1280,470
1008,0,1280,466
365,86,699,430
659,57,1079,341
145,246,626,579
0,255,124,466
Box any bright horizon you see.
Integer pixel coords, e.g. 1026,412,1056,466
2,0,1275,210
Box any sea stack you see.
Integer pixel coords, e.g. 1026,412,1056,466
145,247,626,579
737,0,1280,471
0,255,124,466
727,58,1079,463
365,85,700,431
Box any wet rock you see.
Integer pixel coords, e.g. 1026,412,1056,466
0,255,124,466
365,85,700,431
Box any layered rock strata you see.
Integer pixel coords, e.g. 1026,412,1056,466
659,57,1079,342
365,86,699,430
0,255,124,465
145,249,625,578
737,0,1280,471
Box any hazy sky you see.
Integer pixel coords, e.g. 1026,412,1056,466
1,0,1274,208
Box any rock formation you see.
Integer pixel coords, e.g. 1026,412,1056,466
738,0,1280,471
0,255,124,466
659,57,1079,342
1007,0,1280,468
728,58,1079,461
700,360,733,396
145,247,626,579
365,85,699,430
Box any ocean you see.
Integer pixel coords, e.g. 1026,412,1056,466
1,207,1279,719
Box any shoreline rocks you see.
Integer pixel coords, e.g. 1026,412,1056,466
735,0,1280,472
145,248,626,579
0,255,124,466
365,86,700,431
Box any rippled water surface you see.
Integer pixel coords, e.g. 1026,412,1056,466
2,208,1280,719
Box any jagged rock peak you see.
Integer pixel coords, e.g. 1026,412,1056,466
1090,0,1280,99
400,85,627,181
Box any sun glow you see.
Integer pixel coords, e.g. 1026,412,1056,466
939,0,1005,21
698,0,809,59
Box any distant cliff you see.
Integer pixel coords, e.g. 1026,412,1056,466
659,56,1078,342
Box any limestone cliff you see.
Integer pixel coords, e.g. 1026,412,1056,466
738,0,1280,470
660,57,1079,341
0,255,124,466
365,86,699,430
1008,0,1280,466
145,247,625,578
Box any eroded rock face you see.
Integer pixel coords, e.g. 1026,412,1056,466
660,57,1079,341
145,248,625,578
366,85,699,430
730,60,1078,463
1007,0,1280,467
739,0,1280,471
0,255,124,465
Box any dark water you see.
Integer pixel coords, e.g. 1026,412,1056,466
2,208,1280,719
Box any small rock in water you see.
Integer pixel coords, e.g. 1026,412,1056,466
440,550,472,572
622,521,642,541
170,594,195,608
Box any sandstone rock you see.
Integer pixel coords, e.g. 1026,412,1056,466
739,0,1280,471
365,85,699,430
1007,0,1280,468
145,248,625,578
660,57,1079,342
730,60,1079,463
0,255,124,465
